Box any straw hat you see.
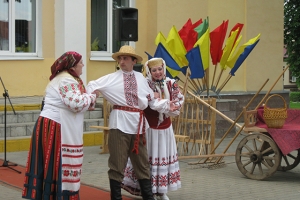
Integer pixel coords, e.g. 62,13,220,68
112,45,143,63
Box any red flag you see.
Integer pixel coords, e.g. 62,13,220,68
210,20,228,65
179,18,202,51
191,18,203,29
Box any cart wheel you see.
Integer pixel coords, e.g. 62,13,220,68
235,133,281,180
266,149,300,171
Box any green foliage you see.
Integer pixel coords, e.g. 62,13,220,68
284,0,300,87
290,102,300,109
290,91,300,102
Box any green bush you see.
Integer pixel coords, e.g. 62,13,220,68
290,92,300,102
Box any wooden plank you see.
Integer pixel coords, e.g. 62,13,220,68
243,126,267,133
178,153,235,160
90,125,110,131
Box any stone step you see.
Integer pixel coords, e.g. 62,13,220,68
0,118,104,138
0,108,103,124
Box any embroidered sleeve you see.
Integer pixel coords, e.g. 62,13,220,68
59,79,96,113
165,79,185,117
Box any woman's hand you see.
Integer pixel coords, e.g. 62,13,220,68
169,100,180,112
153,92,160,99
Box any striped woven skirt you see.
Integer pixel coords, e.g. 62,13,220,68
22,116,80,200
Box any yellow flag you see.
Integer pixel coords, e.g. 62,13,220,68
155,32,167,46
167,66,181,78
193,28,210,70
166,26,188,67
227,36,242,68
219,29,239,69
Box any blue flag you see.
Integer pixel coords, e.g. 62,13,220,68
144,51,153,60
154,43,182,71
229,39,260,76
186,46,205,79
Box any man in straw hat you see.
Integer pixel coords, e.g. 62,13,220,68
87,45,179,200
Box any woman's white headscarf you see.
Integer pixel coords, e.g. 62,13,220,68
144,57,171,125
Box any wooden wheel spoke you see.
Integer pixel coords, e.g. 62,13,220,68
286,154,297,160
282,156,291,166
243,144,253,153
261,160,272,169
250,163,256,174
251,139,258,151
257,163,263,174
261,146,273,155
242,160,252,168
263,156,275,160
240,153,251,158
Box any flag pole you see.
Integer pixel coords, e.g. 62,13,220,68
212,68,224,92
216,74,232,94
210,64,218,90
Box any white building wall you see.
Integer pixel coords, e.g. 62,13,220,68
54,0,87,84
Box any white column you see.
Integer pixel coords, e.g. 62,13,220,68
54,0,87,84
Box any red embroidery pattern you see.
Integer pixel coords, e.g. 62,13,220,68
123,73,138,106
59,83,90,112
61,144,83,184
149,154,181,187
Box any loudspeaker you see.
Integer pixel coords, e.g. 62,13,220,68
115,8,138,41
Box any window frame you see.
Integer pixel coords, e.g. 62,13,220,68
0,0,42,60
90,0,136,61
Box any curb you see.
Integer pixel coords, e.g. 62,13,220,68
0,132,105,153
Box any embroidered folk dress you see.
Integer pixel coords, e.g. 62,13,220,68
86,70,171,135
22,72,96,200
122,77,184,195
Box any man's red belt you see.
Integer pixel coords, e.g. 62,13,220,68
113,105,146,154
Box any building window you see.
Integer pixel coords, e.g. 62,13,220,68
0,0,38,56
90,0,135,60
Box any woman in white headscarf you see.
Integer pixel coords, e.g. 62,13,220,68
122,58,184,200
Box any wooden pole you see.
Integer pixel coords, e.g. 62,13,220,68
208,78,269,156
254,65,290,110
179,85,243,129
178,152,235,160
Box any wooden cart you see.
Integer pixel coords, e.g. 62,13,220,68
235,108,300,180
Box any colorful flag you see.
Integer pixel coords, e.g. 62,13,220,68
194,17,209,39
186,45,205,79
219,28,239,69
194,28,210,70
210,20,228,65
228,23,244,49
228,34,261,76
227,35,242,67
155,31,186,69
166,26,188,67
145,51,153,60
155,31,167,46
154,43,182,78
179,18,203,51
180,29,198,52
191,18,203,29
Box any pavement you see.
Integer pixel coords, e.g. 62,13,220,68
1,136,300,200
1,96,300,199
